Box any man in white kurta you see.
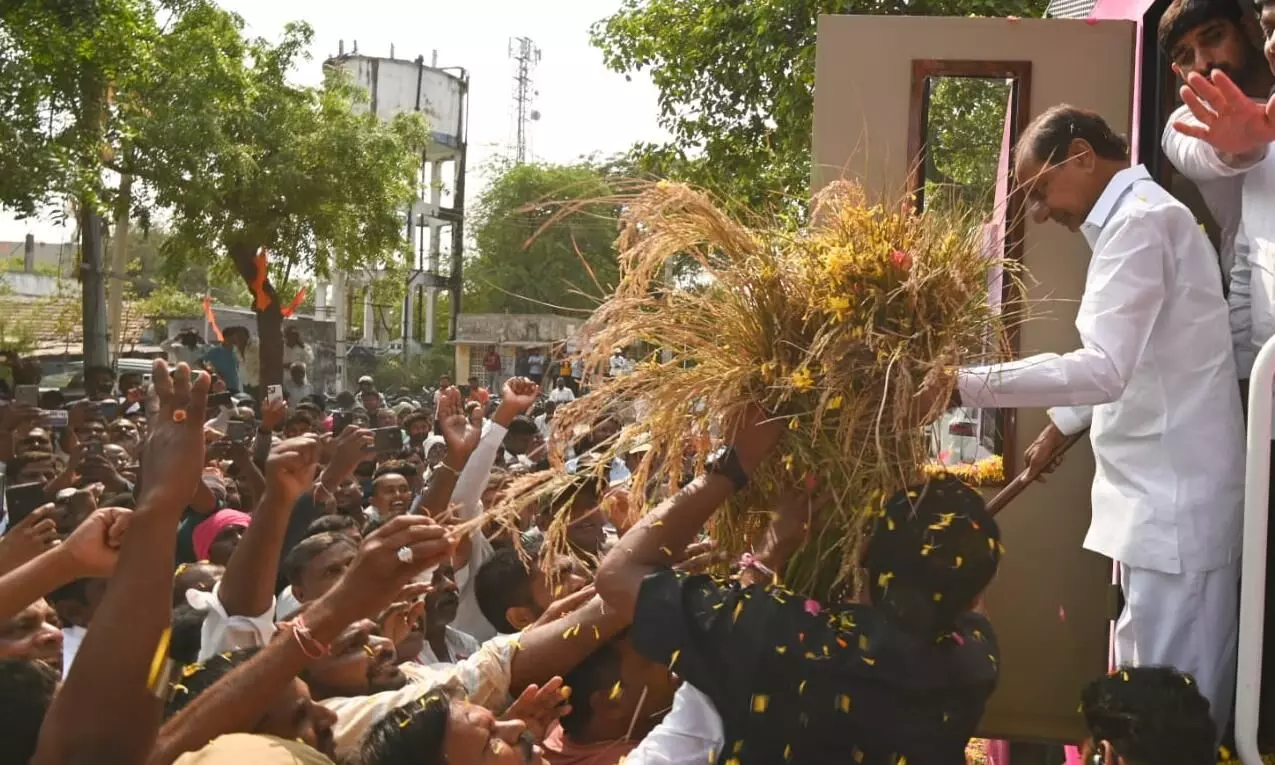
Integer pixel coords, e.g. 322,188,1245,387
956,157,1244,730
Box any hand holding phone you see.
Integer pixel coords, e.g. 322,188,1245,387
267,385,284,406
370,427,402,454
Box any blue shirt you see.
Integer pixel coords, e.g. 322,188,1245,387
200,345,241,392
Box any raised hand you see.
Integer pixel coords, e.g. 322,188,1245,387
322,426,374,487
323,515,456,622
0,504,58,573
503,676,571,742
259,396,287,433
60,507,132,577
139,360,211,514
1174,67,1275,158
265,434,322,499
376,582,432,648
439,413,481,459
501,377,541,414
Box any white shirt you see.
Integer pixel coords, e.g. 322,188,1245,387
527,354,545,376
957,166,1244,574
1224,153,1275,384
238,338,260,388
625,685,723,765
548,387,576,403
283,342,314,370
1161,103,1250,289
446,421,509,642
61,625,86,679
415,626,482,666
283,380,313,403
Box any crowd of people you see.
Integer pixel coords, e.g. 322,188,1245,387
1,0,1274,762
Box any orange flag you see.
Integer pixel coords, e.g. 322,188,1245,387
203,297,223,342
251,248,272,312
280,287,307,318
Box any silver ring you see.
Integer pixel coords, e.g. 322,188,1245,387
396,546,414,564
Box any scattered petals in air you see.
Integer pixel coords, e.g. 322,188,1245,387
890,249,913,271
804,599,822,615
1058,605,1066,622
790,367,815,391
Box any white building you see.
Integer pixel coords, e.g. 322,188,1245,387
321,45,470,390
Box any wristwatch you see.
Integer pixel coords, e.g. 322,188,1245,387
706,446,749,492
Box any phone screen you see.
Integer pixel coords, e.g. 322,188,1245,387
208,391,233,408
5,483,47,528
331,412,352,435
371,427,402,454
227,420,250,443
267,385,283,405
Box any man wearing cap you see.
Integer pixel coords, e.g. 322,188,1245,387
596,409,1001,764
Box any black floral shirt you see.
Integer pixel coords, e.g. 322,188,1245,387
631,568,999,765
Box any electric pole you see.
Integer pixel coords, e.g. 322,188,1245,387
508,36,541,164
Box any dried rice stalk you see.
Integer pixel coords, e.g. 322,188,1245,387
487,179,1025,600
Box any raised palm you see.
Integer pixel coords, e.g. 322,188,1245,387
1175,68,1275,157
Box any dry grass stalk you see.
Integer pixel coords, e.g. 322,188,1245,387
487,179,1025,599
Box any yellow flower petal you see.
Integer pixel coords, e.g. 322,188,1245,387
751,694,769,713
836,694,852,713
610,681,623,700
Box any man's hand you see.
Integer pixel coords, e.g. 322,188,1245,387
376,582,431,647
321,515,456,622
1024,422,1066,482
79,454,130,494
138,360,211,514
766,486,831,557
0,504,58,573
728,403,784,476
503,676,571,742
59,507,132,577
266,435,322,499
1174,67,1275,159
320,426,374,489
493,377,541,426
259,397,286,434
439,414,481,460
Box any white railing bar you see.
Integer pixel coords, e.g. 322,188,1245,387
1237,336,1275,765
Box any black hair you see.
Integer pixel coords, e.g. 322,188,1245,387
474,545,540,634
403,411,432,430
37,390,65,410
335,391,357,410
305,514,360,539
1080,666,1217,765
101,492,136,509
170,604,206,665
165,647,261,718
864,475,1000,636
84,364,116,381
0,659,58,765
1158,0,1243,52
286,411,315,430
283,532,358,588
1018,105,1130,165
374,461,417,481
506,416,539,439
360,688,455,765
559,632,629,738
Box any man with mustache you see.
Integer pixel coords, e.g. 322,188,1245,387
1160,0,1274,292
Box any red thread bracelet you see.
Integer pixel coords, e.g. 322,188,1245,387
287,616,329,659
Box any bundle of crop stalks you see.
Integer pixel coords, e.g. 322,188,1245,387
488,179,1024,600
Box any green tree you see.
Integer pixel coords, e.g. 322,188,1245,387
591,0,1048,214
921,77,1014,217
467,159,622,315
119,8,427,385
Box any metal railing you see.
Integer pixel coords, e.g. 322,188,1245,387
1237,337,1275,764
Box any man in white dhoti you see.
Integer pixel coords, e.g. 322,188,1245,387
949,104,1245,731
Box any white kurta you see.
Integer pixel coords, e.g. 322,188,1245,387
1161,103,1248,290
957,166,1244,730
957,165,1244,576
1224,152,1275,385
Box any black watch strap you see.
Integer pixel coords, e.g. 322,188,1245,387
707,446,749,492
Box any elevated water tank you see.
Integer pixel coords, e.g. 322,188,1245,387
329,54,466,160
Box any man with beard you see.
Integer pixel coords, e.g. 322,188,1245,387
416,563,481,666
1160,0,1274,292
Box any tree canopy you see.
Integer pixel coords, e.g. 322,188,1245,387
591,0,1048,214
466,159,622,316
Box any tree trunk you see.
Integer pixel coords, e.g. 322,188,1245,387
230,242,285,387
107,165,132,351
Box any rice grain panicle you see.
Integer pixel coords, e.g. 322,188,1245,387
487,179,1025,600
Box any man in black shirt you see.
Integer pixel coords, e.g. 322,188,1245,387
595,406,1001,764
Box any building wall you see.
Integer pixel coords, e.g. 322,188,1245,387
813,15,1137,742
